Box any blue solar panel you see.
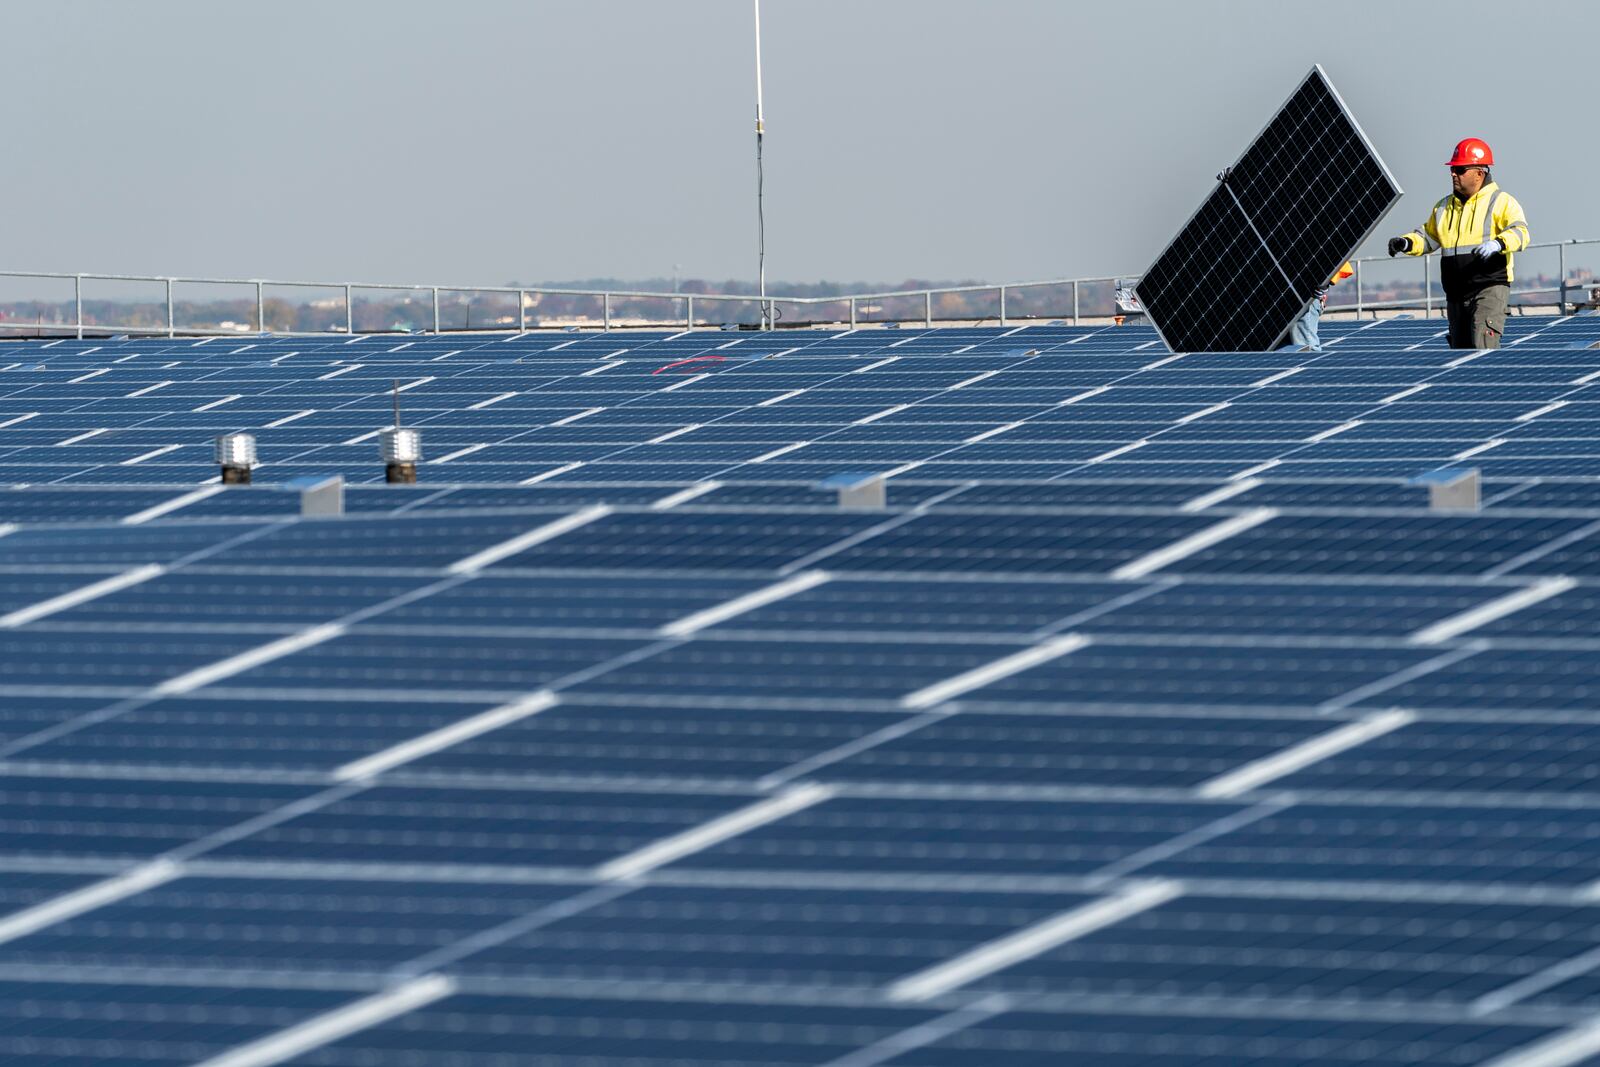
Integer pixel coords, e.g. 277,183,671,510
0,981,353,1066
978,891,1600,1000
209,784,761,868
1150,802,1600,884
4,321,1600,1066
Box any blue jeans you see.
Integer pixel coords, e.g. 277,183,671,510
1286,296,1324,352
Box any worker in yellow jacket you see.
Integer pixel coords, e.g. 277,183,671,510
1386,137,1530,349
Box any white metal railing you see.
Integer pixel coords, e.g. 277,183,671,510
0,270,1126,337
0,237,1594,338
1333,238,1600,320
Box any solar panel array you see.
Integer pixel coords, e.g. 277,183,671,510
4,315,1600,1065
4,316,1600,505
1138,66,1403,353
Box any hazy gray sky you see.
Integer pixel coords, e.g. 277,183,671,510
4,1,1596,288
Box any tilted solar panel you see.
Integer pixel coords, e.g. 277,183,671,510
1137,65,1402,353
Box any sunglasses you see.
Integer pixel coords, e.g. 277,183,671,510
1451,166,1482,176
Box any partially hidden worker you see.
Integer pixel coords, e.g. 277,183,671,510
1214,163,1352,354
1285,261,1353,352
1387,138,1531,349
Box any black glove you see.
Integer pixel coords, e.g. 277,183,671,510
1216,166,1233,183
1387,237,1409,257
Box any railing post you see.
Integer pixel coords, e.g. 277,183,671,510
166,278,175,338
924,291,933,328
518,291,526,333
432,288,441,333
1424,258,1432,319
256,280,265,333
998,286,1007,326
1354,260,1363,319
1559,243,1569,316
686,295,694,330
603,292,611,332
344,284,353,335
75,274,83,339
1072,281,1079,325
849,296,857,329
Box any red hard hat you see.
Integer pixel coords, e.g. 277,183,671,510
1448,138,1494,166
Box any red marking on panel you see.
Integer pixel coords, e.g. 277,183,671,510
653,355,726,375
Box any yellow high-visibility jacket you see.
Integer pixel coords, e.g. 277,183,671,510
1400,182,1530,296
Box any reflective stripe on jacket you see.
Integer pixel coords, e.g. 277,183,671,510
1402,182,1530,295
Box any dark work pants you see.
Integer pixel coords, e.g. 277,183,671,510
1446,284,1509,349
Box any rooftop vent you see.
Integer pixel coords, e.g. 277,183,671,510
215,432,257,485
380,379,420,484
380,428,421,484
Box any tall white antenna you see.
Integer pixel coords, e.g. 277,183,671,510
753,0,768,329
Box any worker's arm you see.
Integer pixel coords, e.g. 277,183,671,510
1494,193,1531,253
1389,204,1440,257
1403,208,1441,256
